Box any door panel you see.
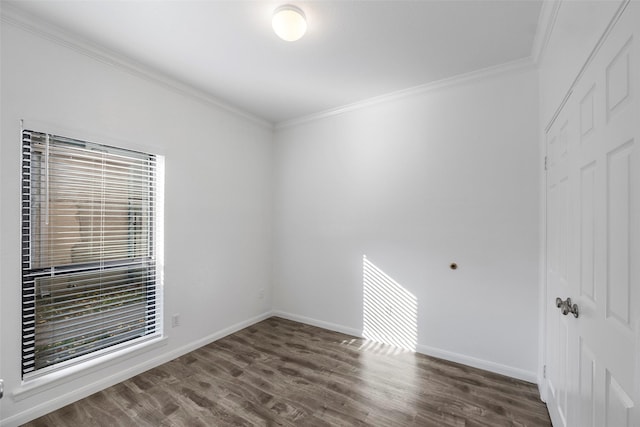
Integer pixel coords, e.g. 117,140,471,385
578,338,596,427
606,140,633,326
605,370,633,426
579,162,596,302
605,37,632,119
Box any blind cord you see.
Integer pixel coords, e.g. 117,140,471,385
45,134,50,226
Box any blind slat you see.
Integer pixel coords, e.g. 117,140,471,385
35,305,154,345
34,328,152,369
22,129,160,377
36,278,156,316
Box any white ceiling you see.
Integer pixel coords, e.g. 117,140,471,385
4,0,542,124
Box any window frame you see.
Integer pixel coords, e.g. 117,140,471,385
20,128,163,380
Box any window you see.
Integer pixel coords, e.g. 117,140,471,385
21,129,160,378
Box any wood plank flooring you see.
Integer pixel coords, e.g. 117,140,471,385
23,317,551,426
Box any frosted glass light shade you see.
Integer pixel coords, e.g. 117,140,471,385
272,5,307,41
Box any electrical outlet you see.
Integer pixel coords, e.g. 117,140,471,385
171,314,180,328
258,289,265,300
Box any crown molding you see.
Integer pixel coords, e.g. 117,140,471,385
275,56,536,130
531,0,561,65
0,3,273,130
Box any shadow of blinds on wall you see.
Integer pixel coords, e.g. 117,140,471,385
21,129,160,378
362,255,418,351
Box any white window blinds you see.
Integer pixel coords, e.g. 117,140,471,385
21,129,160,377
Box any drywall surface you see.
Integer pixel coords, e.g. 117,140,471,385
273,66,540,379
0,21,272,425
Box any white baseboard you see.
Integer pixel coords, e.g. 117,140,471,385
1,311,273,427
271,310,362,337
414,343,538,383
272,309,538,384
538,375,548,403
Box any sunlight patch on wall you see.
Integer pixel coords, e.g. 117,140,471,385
362,255,418,351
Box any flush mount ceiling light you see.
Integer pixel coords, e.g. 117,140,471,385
272,5,307,42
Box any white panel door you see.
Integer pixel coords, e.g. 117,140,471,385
546,3,639,427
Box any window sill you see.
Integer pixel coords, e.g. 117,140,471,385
12,335,167,402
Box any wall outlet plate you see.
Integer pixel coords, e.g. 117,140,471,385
171,314,180,328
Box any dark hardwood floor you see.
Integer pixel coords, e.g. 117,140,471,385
24,317,551,426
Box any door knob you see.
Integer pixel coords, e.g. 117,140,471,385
555,297,579,318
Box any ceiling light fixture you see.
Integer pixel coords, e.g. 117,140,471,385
272,5,307,42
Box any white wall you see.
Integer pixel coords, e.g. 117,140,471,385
0,20,273,425
273,65,540,380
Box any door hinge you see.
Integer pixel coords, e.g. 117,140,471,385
543,365,547,379
544,156,548,171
